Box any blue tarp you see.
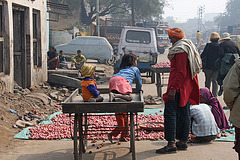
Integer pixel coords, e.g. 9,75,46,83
14,108,234,142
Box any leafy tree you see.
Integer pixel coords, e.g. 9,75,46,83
134,0,165,21
80,0,167,25
216,0,240,27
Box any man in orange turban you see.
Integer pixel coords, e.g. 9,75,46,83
156,27,201,154
167,28,185,39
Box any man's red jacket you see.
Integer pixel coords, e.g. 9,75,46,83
163,52,200,107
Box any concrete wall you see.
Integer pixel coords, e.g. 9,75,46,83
0,0,47,93
50,30,72,47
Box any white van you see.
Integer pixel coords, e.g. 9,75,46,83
114,26,158,83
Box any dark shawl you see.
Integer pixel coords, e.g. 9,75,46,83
200,87,231,130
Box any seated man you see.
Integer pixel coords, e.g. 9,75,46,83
190,103,220,143
47,46,59,70
71,50,86,70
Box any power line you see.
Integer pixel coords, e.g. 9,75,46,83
197,6,205,32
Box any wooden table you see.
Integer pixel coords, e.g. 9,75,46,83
62,88,144,160
151,67,171,101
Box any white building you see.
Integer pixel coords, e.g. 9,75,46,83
0,0,48,93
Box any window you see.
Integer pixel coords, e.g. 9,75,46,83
157,28,168,36
33,9,42,67
126,30,151,44
157,29,163,35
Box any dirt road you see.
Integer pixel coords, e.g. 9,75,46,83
0,52,237,160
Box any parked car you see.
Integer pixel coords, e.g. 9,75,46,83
55,36,113,63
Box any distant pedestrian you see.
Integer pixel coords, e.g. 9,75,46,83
217,32,240,96
196,31,202,40
223,58,240,160
108,53,142,143
156,27,202,154
196,30,203,50
201,32,222,97
71,50,86,70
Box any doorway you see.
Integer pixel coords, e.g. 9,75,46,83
13,6,27,88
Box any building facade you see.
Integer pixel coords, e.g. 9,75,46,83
0,0,47,93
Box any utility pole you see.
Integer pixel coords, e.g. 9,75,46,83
131,0,135,26
197,6,205,32
97,0,100,36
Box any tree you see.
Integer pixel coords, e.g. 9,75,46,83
80,0,167,25
216,0,240,27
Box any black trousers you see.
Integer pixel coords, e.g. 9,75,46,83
164,93,191,142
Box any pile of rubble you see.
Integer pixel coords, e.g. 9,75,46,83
0,81,75,152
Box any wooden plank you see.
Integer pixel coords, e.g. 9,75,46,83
62,102,144,113
48,73,82,88
62,89,144,113
62,88,79,103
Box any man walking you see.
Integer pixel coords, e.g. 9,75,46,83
156,27,202,154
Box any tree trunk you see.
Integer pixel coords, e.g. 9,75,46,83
80,0,92,25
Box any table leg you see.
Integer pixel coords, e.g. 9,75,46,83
79,114,83,160
135,113,139,137
159,73,162,99
160,73,164,103
130,112,136,160
83,113,88,153
74,114,79,160
156,73,160,97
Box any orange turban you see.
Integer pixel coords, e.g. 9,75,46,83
167,28,185,39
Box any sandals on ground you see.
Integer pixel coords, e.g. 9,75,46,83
176,141,188,150
156,146,177,154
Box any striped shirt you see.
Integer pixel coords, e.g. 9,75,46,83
190,103,220,137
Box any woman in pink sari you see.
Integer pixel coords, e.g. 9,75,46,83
200,87,231,130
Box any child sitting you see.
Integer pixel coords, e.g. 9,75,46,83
59,50,69,69
108,53,142,143
80,64,103,102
